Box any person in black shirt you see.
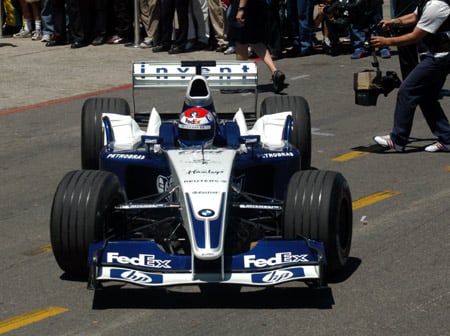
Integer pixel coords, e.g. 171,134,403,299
228,0,286,93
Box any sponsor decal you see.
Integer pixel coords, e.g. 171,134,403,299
106,153,145,160
239,204,282,210
244,252,309,268
178,149,225,155
257,152,294,159
198,209,215,217
251,267,306,284
121,270,153,284
107,252,171,269
183,179,227,184
157,175,172,193
187,169,224,175
151,66,251,80
262,270,294,283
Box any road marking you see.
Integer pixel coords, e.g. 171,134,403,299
291,74,310,80
352,191,400,210
0,307,68,334
311,128,334,137
24,244,52,256
332,151,368,161
445,166,450,171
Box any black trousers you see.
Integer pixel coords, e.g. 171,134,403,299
111,0,132,38
158,0,190,47
50,0,91,43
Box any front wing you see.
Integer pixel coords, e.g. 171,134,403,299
88,239,325,288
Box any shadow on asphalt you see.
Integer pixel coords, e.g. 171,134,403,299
0,42,17,48
91,284,336,310
353,137,437,154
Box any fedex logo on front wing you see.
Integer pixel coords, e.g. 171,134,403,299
244,252,309,268
107,252,171,269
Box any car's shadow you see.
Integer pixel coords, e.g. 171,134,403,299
257,83,290,94
90,257,361,310
92,285,335,310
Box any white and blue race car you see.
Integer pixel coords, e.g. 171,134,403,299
50,60,352,291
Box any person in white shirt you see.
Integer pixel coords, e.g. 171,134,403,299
371,0,450,152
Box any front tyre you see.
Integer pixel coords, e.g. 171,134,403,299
50,170,124,277
283,170,352,274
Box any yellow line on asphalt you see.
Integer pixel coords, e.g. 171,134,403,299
0,307,68,334
36,244,52,253
332,151,368,162
352,191,400,210
23,244,52,256
445,166,450,171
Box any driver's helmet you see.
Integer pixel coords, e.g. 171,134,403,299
178,107,216,147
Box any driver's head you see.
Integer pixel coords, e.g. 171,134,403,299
178,107,216,147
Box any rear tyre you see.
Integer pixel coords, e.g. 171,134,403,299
81,97,130,169
260,95,311,170
50,170,124,277
283,170,352,274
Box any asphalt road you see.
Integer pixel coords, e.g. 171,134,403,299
0,36,449,336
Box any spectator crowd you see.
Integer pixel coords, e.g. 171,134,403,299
1,0,391,59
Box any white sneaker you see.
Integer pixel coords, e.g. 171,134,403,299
139,37,153,48
41,34,51,42
373,135,405,152
32,31,42,40
223,46,236,55
424,142,450,152
13,28,32,38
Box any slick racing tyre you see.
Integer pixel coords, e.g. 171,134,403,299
260,95,311,170
81,97,130,170
50,170,124,277
283,170,352,274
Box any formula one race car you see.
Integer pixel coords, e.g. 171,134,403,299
50,60,352,291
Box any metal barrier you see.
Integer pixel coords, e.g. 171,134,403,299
126,0,140,48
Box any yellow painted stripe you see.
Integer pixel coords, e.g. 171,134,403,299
444,166,450,171
0,307,68,334
332,151,368,162
25,244,53,256
352,191,400,210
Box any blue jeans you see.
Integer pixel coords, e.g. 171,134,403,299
287,0,313,54
391,54,450,146
350,6,387,51
41,0,54,35
350,24,366,50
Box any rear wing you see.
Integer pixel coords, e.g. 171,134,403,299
132,60,258,88
131,60,259,123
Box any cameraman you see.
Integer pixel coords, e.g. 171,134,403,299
390,0,420,78
371,0,450,152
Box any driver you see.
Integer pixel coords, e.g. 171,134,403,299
178,107,216,147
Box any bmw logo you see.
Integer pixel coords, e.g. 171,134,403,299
198,209,215,217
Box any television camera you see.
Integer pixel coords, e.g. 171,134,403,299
318,0,402,105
